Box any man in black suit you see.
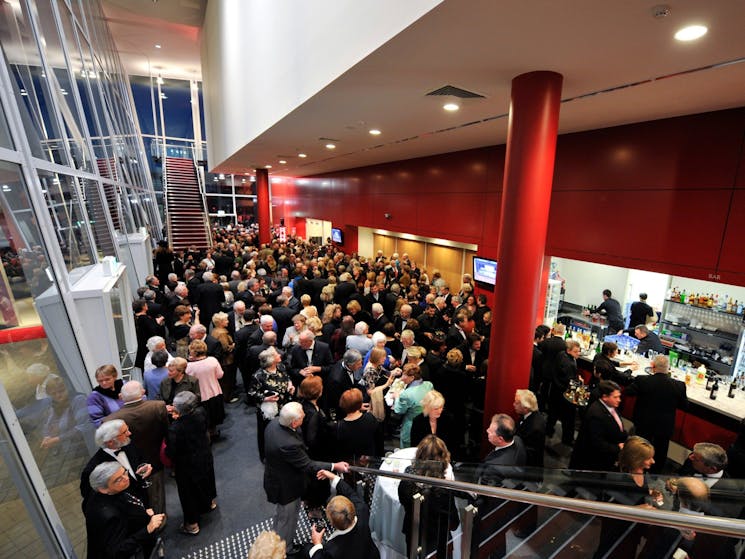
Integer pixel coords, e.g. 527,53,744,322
624,354,687,472
80,420,152,511
195,271,225,332
383,284,401,319
188,324,223,360
472,413,527,557
309,470,380,559
325,349,363,418
363,283,384,313
85,462,164,559
445,310,471,350
514,389,546,468
308,268,329,309
537,324,566,411
263,402,349,552
530,325,551,395
369,302,389,334
547,340,581,446
226,300,246,340
271,295,296,343
628,292,655,331
459,333,486,376
288,330,334,386
570,380,627,472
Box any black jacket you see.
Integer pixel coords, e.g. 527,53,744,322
312,478,380,559
476,437,527,486
570,400,627,471
80,445,149,511
516,412,546,468
288,341,334,386
624,372,687,436
263,419,329,505
84,490,156,559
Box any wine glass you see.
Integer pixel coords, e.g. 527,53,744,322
136,463,152,488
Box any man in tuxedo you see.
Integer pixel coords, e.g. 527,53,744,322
245,331,281,391
364,283,384,313
514,389,546,468
369,302,389,334
394,304,413,334
324,350,363,418
289,330,334,386
570,380,627,472
309,470,380,559
80,420,152,511
264,403,349,552
104,382,169,513
189,324,223,360
445,311,470,350
624,354,687,472
226,300,246,340
459,333,485,376
195,271,225,331
85,462,164,559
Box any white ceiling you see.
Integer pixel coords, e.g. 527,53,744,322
106,0,745,177
102,0,205,81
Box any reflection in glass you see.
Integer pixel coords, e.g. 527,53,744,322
37,170,95,270
0,162,89,558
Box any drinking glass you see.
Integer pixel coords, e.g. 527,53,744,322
136,464,152,488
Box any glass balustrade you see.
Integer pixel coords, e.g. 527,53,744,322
335,454,745,559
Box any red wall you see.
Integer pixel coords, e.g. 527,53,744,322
271,107,745,286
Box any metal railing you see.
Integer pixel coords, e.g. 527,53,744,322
350,464,745,559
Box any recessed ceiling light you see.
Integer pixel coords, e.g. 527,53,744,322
443,102,460,112
265,165,272,169
325,143,336,150
369,129,381,136
675,24,707,41
279,160,287,164
298,153,307,158
155,44,161,49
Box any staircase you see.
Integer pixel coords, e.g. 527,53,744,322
95,157,123,232
164,156,211,251
81,178,117,258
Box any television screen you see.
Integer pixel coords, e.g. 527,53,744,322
331,227,343,244
473,256,497,286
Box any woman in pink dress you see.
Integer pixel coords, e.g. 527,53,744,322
186,340,225,438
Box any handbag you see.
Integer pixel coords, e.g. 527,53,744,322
159,439,173,469
368,385,387,422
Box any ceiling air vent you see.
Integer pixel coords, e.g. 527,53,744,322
425,84,485,99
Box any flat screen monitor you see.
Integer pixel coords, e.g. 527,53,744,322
473,256,497,286
331,227,343,244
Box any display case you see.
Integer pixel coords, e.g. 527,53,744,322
36,262,136,385
543,279,562,326
659,299,744,377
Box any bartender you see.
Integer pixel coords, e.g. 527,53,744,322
595,289,625,333
633,324,664,356
628,293,655,329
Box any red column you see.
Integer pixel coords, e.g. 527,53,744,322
256,168,271,245
483,71,563,438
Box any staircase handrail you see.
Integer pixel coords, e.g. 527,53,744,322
350,464,745,538
191,156,213,250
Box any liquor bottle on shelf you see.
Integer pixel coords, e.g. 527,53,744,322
728,380,737,398
710,379,719,400
706,375,714,391
696,365,707,385
727,298,734,313
681,290,687,304
737,301,743,315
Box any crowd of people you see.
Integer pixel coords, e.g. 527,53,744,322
78,224,744,558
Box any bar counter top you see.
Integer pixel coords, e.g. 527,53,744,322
579,353,745,421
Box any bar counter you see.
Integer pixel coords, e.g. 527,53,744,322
577,353,742,451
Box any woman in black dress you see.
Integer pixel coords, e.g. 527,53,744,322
398,435,459,559
594,436,656,558
299,376,331,512
166,391,217,535
246,347,294,461
334,388,382,459
409,390,453,451
153,240,174,286
133,299,165,371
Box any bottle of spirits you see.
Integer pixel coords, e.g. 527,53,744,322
728,380,737,398
710,379,719,400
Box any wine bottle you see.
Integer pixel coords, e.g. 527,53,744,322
710,379,719,400
728,380,736,398
706,375,714,390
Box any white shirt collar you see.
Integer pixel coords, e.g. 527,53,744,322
328,517,357,540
